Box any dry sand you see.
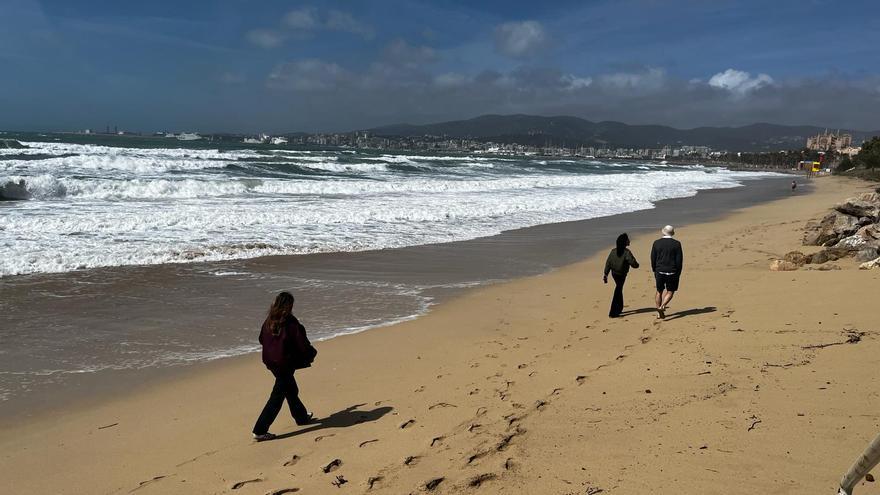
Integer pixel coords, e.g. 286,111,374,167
2,176,879,495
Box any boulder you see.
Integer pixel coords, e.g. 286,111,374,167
835,193,880,220
770,259,799,271
783,251,809,266
805,211,861,246
859,257,880,270
855,248,880,262
803,220,822,245
807,247,854,265
859,216,874,226
834,235,866,249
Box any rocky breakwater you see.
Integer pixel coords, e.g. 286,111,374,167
771,190,880,271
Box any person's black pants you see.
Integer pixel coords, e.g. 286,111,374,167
609,272,626,317
253,369,310,435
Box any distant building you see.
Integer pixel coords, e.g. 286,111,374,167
806,130,852,152
839,145,862,157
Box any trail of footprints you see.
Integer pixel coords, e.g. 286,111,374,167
226,316,639,493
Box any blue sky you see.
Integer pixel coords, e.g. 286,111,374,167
2,0,879,132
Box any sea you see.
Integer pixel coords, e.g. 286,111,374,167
0,132,783,411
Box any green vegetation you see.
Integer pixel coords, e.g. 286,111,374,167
854,136,880,171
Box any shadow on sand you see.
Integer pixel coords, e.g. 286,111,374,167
274,403,393,440
618,307,658,317
663,306,717,321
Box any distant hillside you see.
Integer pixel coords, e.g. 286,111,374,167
370,114,879,151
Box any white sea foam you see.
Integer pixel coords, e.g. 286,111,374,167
0,141,780,277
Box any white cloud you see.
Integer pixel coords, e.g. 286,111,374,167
245,29,285,48
268,59,351,91
494,21,547,58
561,74,592,91
599,67,666,91
325,10,374,39
708,69,774,95
383,39,437,66
283,7,319,30
251,8,373,47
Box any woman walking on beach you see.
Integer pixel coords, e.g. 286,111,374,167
603,233,639,318
252,291,317,441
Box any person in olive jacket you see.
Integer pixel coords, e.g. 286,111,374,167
252,291,318,441
603,233,640,318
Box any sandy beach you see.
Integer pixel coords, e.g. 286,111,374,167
2,175,879,494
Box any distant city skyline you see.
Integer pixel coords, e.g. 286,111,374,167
2,0,879,133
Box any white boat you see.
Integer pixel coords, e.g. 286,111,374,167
177,132,202,141
271,136,288,145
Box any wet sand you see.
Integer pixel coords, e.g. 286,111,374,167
0,177,792,420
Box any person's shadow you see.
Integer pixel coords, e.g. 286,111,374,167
618,307,658,317
274,403,393,440
663,306,717,321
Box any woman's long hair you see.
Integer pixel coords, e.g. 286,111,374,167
615,233,629,257
265,291,294,336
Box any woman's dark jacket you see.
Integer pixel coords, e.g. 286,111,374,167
603,248,640,277
259,315,317,372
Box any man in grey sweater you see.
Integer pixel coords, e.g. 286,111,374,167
650,225,683,319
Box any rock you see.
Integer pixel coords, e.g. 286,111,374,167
770,259,799,271
835,194,880,221
859,257,880,270
857,224,880,242
835,235,867,249
835,202,880,221
807,247,855,265
805,211,861,246
817,264,841,271
783,251,808,266
859,216,873,226
0,179,31,201
856,248,880,262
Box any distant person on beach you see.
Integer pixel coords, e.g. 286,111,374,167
603,233,639,318
791,180,797,192
252,291,318,441
651,225,683,319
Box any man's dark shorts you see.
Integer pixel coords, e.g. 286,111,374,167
654,272,680,292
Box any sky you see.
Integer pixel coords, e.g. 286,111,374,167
2,0,879,133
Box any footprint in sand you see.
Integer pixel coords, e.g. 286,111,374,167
400,419,416,429
576,375,587,385
425,478,445,491
428,402,457,410
268,489,300,495
283,455,301,467
404,455,420,466
469,473,497,487
359,439,379,448
231,478,262,489
322,458,342,473
430,436,445,447
314,433,335,442
367,476,383,489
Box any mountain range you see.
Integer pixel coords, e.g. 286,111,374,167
369,114,879,151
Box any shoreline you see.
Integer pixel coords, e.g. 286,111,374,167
0,175,793,422
1,176,878,494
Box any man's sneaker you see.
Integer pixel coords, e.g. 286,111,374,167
253,432,276,442
297,412,315,426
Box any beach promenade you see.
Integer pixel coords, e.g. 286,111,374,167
2,176,878,494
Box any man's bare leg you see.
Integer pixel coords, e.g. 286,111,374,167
661,291,675,311
655,291,662,309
